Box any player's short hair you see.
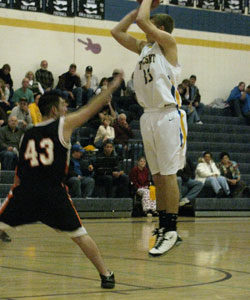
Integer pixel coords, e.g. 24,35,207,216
38,91,61,117
150,14,174,34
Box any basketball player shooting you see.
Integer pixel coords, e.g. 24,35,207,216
111,0,187,256
0,74,123,288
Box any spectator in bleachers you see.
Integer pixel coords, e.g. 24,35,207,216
26,71,44,95
94,115,115,149
218,152,249,198
29,92,42,125
12,78,34,105
10,98,33,130
99,97,117,123
0,107,7,127
82,66,99,104
0,79,11,113
109,69,126,112
178,83,202,125
56,64,82,108
189,75,205,116
126,73,143,120
227,81,245,117
67,144,95,198
35,60,54,92
95,77,108,95
195,151,230,197
0,64,13,99
241,84,250,124
177,157,204,206
113,113,133,156
129,156,156,216
93,140,129,198
0,115,22,170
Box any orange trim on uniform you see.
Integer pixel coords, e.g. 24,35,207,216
0,184,16,215
62,183,82,226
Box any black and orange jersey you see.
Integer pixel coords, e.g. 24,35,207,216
17,117,70,186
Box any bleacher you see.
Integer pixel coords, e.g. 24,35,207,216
0,106,249,217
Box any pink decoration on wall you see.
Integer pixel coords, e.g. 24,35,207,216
77,38,102,54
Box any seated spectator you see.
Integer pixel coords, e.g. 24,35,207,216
189,75,205,116
0,64,13,99
55,64,82,108
93,140,129,198
94,116,115,148
113,113,134,157
0,115,23,170
195,151,230,197
108,69,126,112
227,81,245,117
0,79,10,113
35,60,54,92
95,77,108,95
178,83,202,125
29,93,42,125
82,66,99,104
218,152,250,198
10,98,33,130
126,73,143,120
0,230,11,242
12,78,34,105
0,107,7,127
26,71,44,94
241,84,250,124
129,156,156,215
67,144,95,198
99,98,117,123
177,157,204,206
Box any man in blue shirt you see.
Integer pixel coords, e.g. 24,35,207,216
242,85,250,124
67,144,95,198
227,82,245,117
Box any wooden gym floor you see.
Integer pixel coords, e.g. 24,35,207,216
0,217,250,300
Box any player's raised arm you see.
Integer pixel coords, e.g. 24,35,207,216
63,75,123,142
111,9,146,54
136,0,176,53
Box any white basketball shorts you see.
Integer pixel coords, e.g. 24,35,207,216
140,107,187,176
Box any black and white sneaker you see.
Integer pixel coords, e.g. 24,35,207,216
149,228,179,257
100,271,115,289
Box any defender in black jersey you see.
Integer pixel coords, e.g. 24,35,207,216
0,75,122,289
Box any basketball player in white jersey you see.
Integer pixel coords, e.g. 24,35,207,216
111,0,187,256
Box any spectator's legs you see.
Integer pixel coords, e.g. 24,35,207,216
229,99,242,117
99,175,113,197
67,177,81,198
205,177,221,195
137,188,156,212
177,177,182,199
216,176,230,195
114,174,129,197
195,102,205,116
73,87,83,107
0,151,18,170
184,179,204,200
81,176,95,197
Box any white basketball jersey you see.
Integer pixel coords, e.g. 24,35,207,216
134,42,182,109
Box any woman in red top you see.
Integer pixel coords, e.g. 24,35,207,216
129,157,156,215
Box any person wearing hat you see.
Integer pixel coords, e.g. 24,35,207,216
67,144,95,198
10,97,33,130
82,66,99,105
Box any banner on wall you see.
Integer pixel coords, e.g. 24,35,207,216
12,0,43,12
169,0,194,7
77,0,105,20
0,0,11,8
222,0,244,13
45,0,74,17
197,0,220,10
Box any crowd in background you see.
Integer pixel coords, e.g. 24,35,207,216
0,61,249,209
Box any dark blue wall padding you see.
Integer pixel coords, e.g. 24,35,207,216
105,0,250,37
